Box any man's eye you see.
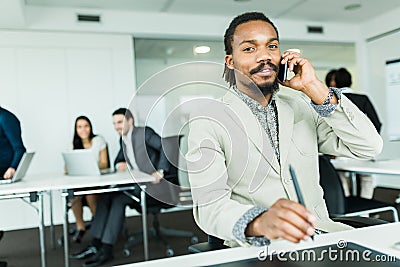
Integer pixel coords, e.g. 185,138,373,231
268,44,278,49
243,47,255,52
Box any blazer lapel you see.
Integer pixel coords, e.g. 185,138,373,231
222,91,280,174
276,97,294,171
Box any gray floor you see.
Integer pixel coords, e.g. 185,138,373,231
0,209,207,267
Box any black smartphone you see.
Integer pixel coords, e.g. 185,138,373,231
278,62,288,82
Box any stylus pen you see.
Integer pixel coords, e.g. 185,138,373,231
289,165,315,241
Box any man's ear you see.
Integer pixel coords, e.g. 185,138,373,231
128,117,134,126
225,55,234,70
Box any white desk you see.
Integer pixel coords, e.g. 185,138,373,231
0,170,155,267
331,158,400,195
120,222,400,267
0,175,53,267
48,170,155,267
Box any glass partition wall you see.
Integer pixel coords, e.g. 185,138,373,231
134,38,356,90
133,38,356,133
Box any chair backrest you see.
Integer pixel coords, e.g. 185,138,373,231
208,235,225,245
144,135,183,209
318,155,346,215
161,135,183,184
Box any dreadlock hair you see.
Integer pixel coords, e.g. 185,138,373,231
223,12,279,87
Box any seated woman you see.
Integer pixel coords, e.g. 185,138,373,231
69,115,109,243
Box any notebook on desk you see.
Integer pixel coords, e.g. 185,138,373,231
210,242,400,267
0,152,35,184
62,150,115,176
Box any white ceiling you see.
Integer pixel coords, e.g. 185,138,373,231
25,0,400,23
21,0,364,86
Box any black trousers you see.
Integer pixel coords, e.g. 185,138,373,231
90,192,134,245
89,188,166,245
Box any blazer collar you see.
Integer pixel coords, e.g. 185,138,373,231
276,97,294,172
222,90,280,174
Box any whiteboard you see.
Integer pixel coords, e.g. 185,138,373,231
386,58,400,141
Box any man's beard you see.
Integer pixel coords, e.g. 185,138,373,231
249,62,279,96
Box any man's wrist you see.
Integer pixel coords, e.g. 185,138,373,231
303,81,336,105
245,210,265,237
232,206,269,246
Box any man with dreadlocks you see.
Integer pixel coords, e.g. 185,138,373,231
186,12,382,247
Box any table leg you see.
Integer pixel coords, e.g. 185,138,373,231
38,192,47,267
49,191,55,250
62,194,70,267
141,189,149,260
350,171,357,196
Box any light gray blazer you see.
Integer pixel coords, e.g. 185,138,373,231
186,90,382,246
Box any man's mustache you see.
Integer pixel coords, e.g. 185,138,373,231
249,62,278,75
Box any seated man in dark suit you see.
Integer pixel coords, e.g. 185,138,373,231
71,108,169,267
326,68,382,198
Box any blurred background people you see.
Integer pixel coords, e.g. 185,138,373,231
68,115,109,243
71,108,169,267
326,68,382,198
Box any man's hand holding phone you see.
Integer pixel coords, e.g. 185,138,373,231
277,49,301,83
278,49,337,105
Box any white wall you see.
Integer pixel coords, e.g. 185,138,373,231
0,30,135,229
359,6,400,160
359,6,400,188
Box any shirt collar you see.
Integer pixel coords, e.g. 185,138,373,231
341,87,354,93
232,85,276,110
122,126,134,145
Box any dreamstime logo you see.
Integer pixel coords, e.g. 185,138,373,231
257,240,397,263
336,239,347,249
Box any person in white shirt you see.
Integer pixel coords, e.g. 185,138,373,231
69,116,109,243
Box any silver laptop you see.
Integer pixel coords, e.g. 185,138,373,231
0,152,35,184
62,150,114,176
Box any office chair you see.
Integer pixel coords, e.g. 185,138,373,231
123,135,198,257
188,235,228,253
319,155,399,222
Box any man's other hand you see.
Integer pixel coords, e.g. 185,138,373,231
245,198,316,243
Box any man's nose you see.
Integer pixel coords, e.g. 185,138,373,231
256,48,272,62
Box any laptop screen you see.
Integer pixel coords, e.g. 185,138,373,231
62,150,101,176
0,152,35,183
